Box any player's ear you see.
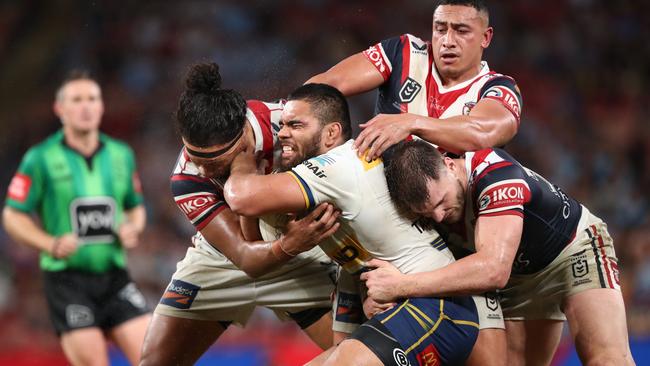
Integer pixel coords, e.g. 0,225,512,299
324,122,342,147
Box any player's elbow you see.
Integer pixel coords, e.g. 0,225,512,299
234,258,268,279
2,206,19,235
306,70,344,90
223,180,257,217
485,263,511,290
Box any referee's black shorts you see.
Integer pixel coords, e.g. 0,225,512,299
43,268,149,335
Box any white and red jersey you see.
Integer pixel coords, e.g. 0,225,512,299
460,148,582,275
363,34,523,133
170,100,282,231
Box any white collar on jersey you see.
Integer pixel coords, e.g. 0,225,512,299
431,61,491,93
245,108,264,153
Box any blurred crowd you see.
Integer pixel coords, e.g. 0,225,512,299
0,0,648,359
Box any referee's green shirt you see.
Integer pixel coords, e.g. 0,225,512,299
5,130,144,273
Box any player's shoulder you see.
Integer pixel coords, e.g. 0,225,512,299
468,148,524,185
246,99,284,115
293,140,356,179
480,70,519,89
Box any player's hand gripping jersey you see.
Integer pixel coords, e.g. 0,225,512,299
364,34,522,125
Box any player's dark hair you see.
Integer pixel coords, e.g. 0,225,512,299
434,0,489,22
288,83,352,140
175,62,247,147
383,140,446,214
56,69,99,101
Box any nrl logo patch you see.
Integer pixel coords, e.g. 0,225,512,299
399,77,422,103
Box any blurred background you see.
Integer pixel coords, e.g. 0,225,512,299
0,0,648,365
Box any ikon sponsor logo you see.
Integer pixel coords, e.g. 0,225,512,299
479,180,530,212
493,186,524,201
178,194,217,216
364,45,387,73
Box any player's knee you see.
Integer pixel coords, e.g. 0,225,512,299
322,340,361,366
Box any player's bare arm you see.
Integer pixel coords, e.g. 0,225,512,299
305,53,385,96
355,97,518,160
200,203,338,278
225,149,314,216
2,206,78,258
361,215,522,302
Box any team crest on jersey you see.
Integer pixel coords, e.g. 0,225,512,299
399,78,422,103
478,194,491,210
69,196,116,243
462,102,476,115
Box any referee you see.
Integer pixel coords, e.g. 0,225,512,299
3,70,151,365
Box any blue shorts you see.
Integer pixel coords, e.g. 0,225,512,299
350,296,478,365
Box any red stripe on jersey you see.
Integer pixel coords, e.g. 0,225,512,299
400,35,411,113
592,226,614,288
475,161,514,183
246,100,275,173
470,149,494,171
480,210,524,218
171,174,209,184
195,204,227,231
426,44,436,117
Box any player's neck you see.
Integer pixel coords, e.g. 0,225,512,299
455,158,469,190
439,63,483,88
63,127,100,157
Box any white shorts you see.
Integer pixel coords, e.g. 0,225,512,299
501,206,620,321
155,239,336,327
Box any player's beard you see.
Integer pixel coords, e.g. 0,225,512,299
277,132,322,172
